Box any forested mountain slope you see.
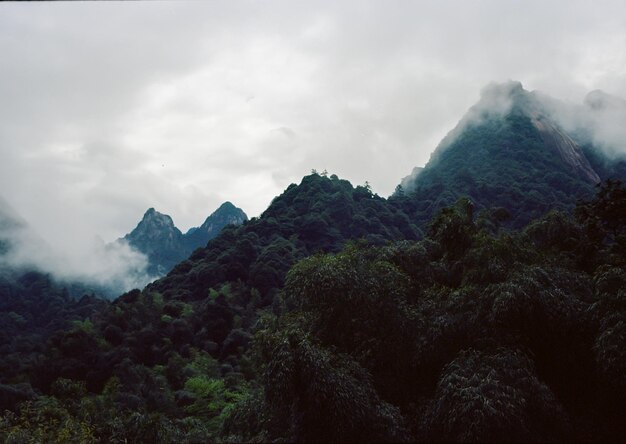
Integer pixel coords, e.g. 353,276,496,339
1,180,624,442
149,173,419,302
397,81,626,228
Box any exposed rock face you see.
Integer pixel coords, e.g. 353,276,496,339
125,208,183,247
121,203,248,276
530,114,600,184
184,202,248,249
123,208,186,276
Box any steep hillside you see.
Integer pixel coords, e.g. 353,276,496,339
397,81,626,228
151,173,419,301
2,180,624,442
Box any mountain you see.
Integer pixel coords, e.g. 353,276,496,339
2,82,626,442
9,173,624,442
122,202,248,276
397,81,626,228
183,202,248,250
150,173,418,300
122,208,186,276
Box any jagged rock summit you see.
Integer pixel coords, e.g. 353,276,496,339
184,202,248,250
125,208,183,246
121,202,248,276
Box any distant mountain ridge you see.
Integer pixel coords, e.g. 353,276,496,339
121,202,247,276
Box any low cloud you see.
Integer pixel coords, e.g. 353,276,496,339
581,91,626,157
538,89,626,158
0,198,155,297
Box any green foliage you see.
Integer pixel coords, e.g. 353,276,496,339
429,197,476,260
401,112,603,229
256,323,409,442
0,398,96,443
226,182,626,441
182,372,245,436
3,174,626,442
423,348,569,442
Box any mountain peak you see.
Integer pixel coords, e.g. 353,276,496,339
476,80,529,115
133,208,180,235
458,80,598,183
398,81,617,227
120,202,248,277
125,208,180,243
217,201,236,210
198,202,247,234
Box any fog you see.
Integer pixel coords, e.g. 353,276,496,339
0,197,154,296
540,90,626,158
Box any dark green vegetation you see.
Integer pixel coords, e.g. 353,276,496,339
152,173,419,303
122,202,248,276
0,174,419,442
399,112,591,227
0,269,107,411
1,175,625,442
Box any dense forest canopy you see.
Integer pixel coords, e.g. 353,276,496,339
1,175,625,442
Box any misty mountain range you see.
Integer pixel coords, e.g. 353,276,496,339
120,202,248,276
1,81,626,442
1,80,624,295
0,197,247,297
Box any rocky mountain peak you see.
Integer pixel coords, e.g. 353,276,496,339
119,202,248,277
470,81,599,183
141,208,175,226
124,208,181,247
199,202,247,233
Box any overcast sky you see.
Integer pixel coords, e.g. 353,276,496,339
1,0,625,248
